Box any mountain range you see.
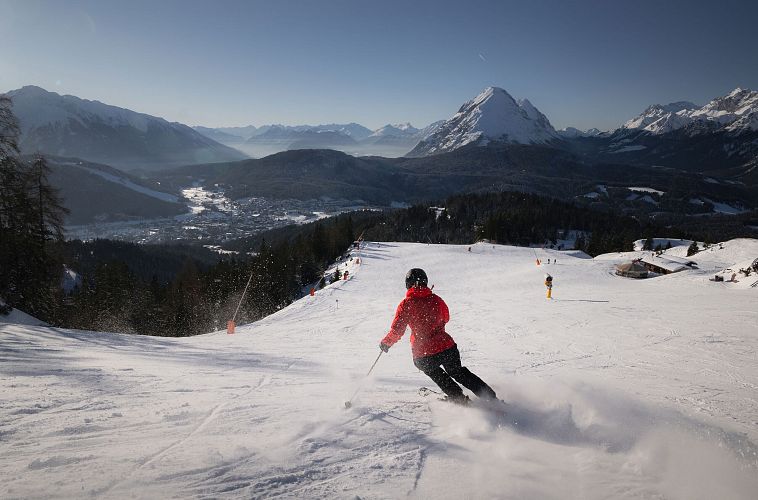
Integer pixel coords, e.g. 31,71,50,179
152,84,758,221
566,88,758,186
193,121,442,158
6,86,247,171
8,84,757,182
556,127,603,138
621,88,758,135
3,84,758,225
407,85,758,186
193,87,565,159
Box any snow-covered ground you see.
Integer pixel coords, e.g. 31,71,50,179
181,185,234,215
627,187,664,195
2,240,758,499
62,162,179,204
0,301,47,327
632,238,692,251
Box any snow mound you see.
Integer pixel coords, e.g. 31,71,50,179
0,300,47,326
689,238,758,266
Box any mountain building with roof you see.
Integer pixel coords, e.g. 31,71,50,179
639,254,697,275
615,261,649,279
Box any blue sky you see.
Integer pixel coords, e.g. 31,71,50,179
1,0,757,130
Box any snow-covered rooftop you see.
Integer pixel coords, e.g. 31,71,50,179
639,254,688,273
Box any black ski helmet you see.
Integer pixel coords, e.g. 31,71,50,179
405,268,428,289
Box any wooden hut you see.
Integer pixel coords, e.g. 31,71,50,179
615,261,649,279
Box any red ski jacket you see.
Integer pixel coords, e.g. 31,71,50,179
381,286,456,359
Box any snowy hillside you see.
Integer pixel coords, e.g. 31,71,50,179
57,161,179,203
621,88,758,135
5,86,247,170
0,300,46,327
408,87,558,156
2,240,758,499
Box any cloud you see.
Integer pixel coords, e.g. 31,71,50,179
478,53,486,62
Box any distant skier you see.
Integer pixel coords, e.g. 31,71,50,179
379,268,497,404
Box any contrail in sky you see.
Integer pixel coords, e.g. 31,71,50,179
478,53,486,62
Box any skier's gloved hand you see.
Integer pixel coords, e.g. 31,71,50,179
379,343,390,353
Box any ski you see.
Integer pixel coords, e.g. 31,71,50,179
419,387,508,413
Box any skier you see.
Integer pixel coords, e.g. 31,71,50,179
379,268,497,404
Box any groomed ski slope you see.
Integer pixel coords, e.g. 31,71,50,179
2,240,758,499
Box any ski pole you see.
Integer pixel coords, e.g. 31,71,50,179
227,268,254,334
344,351,383,409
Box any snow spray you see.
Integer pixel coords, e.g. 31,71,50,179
344,351,383,409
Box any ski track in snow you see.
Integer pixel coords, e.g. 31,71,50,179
2,240,758,499
99,378,266,496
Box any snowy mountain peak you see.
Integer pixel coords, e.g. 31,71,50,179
622,88,758,135
698,87,758,114
647,101,699,114
393,122,416,131
7,85,161,134
468,86,514,107
5,86,246,169
622,101,699,132
407,87,558,156
557,127,604,138
370,123,420,137
463,87,519,116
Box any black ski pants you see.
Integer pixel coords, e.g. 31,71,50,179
414,345,496,400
